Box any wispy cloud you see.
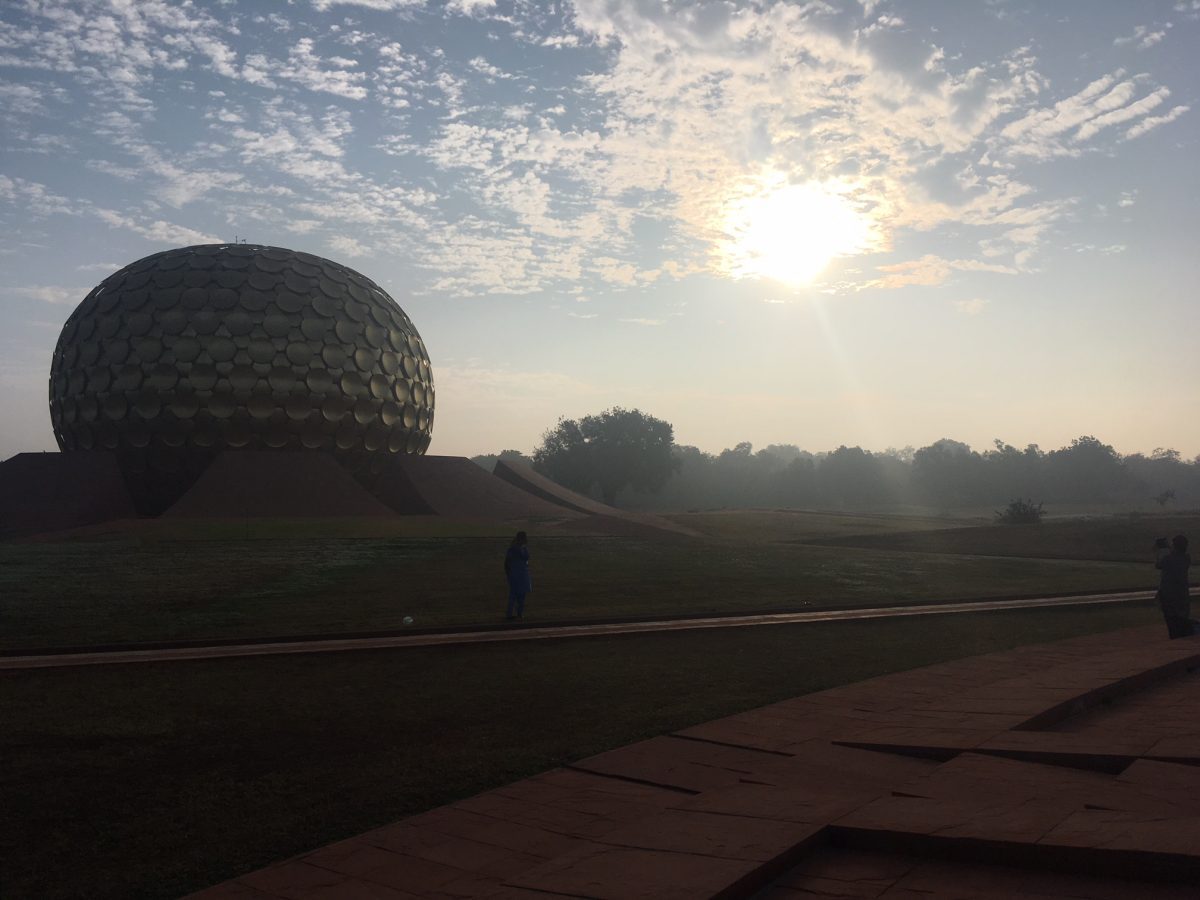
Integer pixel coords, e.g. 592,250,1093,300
92,208,221,245
9,285,83,305
311,0,424,11
1113,24,1171,50
998,71,1184,158
0,0,1189,300
871,255,1018,289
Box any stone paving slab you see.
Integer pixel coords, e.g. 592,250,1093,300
763,848,1200,899
190,626,1200,899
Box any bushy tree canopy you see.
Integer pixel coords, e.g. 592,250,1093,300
533,407,680,506
489,432,1200,512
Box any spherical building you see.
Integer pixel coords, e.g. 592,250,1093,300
49,244,434,512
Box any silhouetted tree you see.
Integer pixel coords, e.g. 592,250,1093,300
470,448,534,472
819,446,888,507
532,417,592,495
913,438,983,506
995,498,1044,524
482,431,1200,512
1045,435,1133,502
762,443,805,465
534,407,679,506
1153,489,1176,507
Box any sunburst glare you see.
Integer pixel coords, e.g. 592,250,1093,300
722,180,876,286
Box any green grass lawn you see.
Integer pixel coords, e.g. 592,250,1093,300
0,603,1158,900
666,508,982,542
802,512,1200,562
0,533,1152,650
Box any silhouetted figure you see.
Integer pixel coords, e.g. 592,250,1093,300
505,531,531,620
1155,534,1193,638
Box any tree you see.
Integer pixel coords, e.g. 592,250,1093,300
1045,435,1132,501
995,498,1044,524
470,448,533,472
913,438,983,506
533,407,679,506
819,445,887,507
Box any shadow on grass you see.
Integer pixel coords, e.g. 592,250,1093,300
1,603,1156,899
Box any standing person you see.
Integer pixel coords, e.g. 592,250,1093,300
504,531,531,620
1155,534,1193,638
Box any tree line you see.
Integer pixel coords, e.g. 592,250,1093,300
472,409,1200,513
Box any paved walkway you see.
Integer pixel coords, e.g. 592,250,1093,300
0,590,1153,670
190,624,1200,898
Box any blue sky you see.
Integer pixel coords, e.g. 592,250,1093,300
2,0,1198,460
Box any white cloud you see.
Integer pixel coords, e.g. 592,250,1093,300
619,317,664,326
0,176,80,217
1114,24,1170,50
9,285,82,305
871,255,1017,289
447,0,496,16
468,56,514,80
1125,104,1189,140
328,235,369,257
92,208,221,245
954,298,989,315
311,0,424,10
274,38,369,100
0,0,1187,301
998,71,1179,158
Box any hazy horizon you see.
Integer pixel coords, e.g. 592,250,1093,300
3,0,1198,462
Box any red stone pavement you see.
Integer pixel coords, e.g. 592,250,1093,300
188,625,1200,899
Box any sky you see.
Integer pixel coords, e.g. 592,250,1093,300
2,0,1198,461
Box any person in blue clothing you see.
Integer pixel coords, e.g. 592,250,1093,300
504,531,531,620
1155,534,1194,638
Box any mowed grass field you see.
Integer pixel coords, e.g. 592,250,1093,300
800,512,1200,562
1,604,1159,900
0,508,1182,651
1,508,1188,898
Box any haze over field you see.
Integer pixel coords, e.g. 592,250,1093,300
2,0,1197,461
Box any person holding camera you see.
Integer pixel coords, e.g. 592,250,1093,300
1155,534,1194,638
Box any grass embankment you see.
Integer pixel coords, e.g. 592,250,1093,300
0,603,1155,900
0,531,1151,651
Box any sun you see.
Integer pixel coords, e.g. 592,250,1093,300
722,180,874,286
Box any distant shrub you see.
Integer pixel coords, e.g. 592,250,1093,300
995,498,1044,524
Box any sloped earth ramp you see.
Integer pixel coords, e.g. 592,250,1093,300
164,451,396,518
0,451,137,537
494,458,696,535
381,455,581,520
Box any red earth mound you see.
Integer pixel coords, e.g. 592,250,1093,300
164,451,396,518
0,451,137,537
376,455,579,520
